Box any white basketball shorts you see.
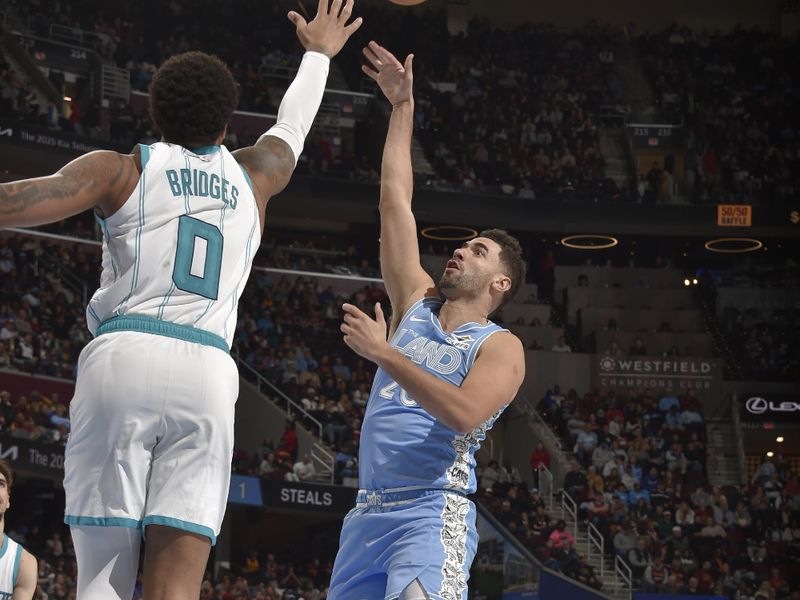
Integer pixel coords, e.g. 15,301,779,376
64,329,238,544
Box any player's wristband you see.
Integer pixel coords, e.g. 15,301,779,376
259,51,330,165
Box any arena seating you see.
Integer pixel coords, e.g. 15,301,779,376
637,28,800,205
7,517,334,599
535,385,800,597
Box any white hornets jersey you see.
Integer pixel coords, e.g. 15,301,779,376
0,534,22,599
87,143,260,350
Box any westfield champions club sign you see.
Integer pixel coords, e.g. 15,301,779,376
594,355,719,391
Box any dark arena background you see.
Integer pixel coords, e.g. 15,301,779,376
1,0,799,598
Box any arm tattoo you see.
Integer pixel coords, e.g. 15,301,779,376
0,151,131,221
233,136,296,196
0,174,82,217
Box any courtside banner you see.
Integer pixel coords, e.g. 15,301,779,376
0,122,127,154
593,355,720,391
740,393,800,422
0,435,65,479
261,480,356,515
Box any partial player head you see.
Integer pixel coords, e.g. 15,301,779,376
438,228,526,314
0,459,13,517
149,51,239,148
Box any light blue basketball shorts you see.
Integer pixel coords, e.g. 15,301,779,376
329,488,478,600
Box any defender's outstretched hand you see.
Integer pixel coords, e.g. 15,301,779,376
362,41,413,107
289,0,363,59
341,302,389,363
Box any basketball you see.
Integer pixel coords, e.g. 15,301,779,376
388,0,428,5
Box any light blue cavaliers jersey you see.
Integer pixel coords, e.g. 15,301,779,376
87,143,260,349
359,296,509,494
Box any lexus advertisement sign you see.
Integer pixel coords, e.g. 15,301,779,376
741,393,800,422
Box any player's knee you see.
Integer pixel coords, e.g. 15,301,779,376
398,578,431,600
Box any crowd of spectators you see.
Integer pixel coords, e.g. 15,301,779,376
6,518,335,599
0,235,91,380
0,389,70,444
476,466,604,591
537,383,800,598
6,1,627,197
638,28,800,205
8,1,800,204
412,21,620,200
0,232,382,477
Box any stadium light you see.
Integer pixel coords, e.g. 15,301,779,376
767,451,774,457
776,437,784,443
683,279,690,287
692,278,698,285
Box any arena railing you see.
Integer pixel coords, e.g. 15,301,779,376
587,521,605,580
527,404,571,490
560,490,578,539
235,358,335,483
614,555,633,595
537,463,554,512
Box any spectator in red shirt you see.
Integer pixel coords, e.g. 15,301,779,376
279,419,298,462
694,561,715,593
530,442,550,489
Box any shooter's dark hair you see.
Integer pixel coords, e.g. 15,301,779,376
480,228,526,308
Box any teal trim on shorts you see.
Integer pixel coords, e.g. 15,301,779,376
12,544,21,587
64,515,143,529
142,515,217,545
96,315,229,353
0,533,8,559
139,143,151,168
192,145,221,155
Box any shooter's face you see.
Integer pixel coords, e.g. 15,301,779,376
437,237,502,298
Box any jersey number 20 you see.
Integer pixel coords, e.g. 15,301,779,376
379,381,418,407
173,215,223,300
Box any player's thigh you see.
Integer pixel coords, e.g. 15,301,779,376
386,494,478,600
330,508,386,600
144,343,238,542
65,333,161,523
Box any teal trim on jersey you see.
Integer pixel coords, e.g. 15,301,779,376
97,315,229,353
142,515,217,545
87,304,102,325
0,533,8,559
225,190,257,340
64,515,143,529
192,145,221,155
156,282,176,321
238,162,254,192
116,168,146,315
172,215,224,300
139,143,152,169
182,151,192,213
97,216,119,280
11,544,21,588
194,154,231,327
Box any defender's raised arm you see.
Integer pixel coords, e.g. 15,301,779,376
234,0,363,226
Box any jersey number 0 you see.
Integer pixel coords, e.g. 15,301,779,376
172,215,224,300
